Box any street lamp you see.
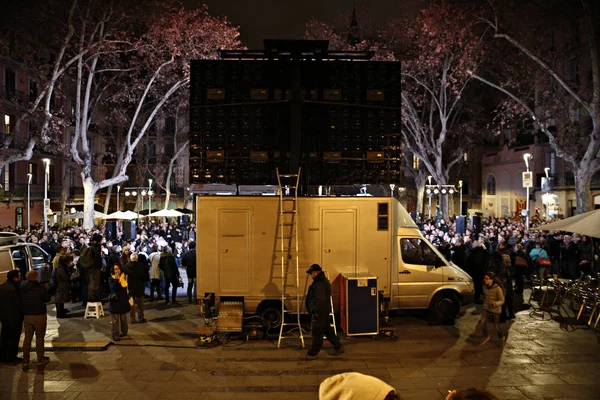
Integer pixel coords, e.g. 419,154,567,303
427,175,433,219
141,190,147,218
4,115,10,134
148,179,153,216
458,180,463,216
116,185,120,212
42,158,50,233
523,153,532,230
27,173,32,231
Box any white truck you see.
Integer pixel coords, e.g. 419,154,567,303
196,196,474,325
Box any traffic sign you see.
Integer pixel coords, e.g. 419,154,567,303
522,172,533,188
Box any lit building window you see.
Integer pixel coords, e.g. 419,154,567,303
4,115,11,134
487,175,496,195
412,155,419,170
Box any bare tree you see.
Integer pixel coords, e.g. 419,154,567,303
471,0,600,213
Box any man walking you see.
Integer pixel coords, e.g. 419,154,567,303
0,270,24,363
305,264,344,358
181,241,197,303
20,270,51,370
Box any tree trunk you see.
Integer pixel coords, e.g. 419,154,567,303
82,177,98,230
416,186,424,220
164,189,171,210
439,193,449,222
574,167,593,214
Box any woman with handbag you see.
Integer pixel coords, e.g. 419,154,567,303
480,272,505,346
529,242,550,280
108,265,131,342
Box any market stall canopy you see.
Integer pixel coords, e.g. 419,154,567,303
149,209,184,218
531,209,600,238
65,211,107,219
103,210,139,220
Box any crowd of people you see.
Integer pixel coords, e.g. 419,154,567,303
420,213,598,343
0,220,198,368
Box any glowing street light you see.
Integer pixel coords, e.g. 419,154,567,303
42,158,50,233
523,153,533,230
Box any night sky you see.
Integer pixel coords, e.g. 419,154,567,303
192,0,413,48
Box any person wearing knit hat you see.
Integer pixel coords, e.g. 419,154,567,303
319,372,400,400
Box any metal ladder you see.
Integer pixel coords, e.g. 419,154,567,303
323,271,338,337
276,167,305,348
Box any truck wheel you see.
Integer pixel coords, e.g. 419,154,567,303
428,292,460,324
257,302,282,329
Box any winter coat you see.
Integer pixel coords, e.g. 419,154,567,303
577,240,594,264
159,252,179,281
511,250,531,269
108,273,131,314
560,242,578,265
466,246,488,280
529,248,548,264
451,244,468,270
54,265,70,303
482,283,504,314
0,280,23,322
123,261,147,297
149,252,162,280
181,249,196,279
305,272,331,318
20,281,50,315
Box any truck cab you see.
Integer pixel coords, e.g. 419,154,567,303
393,230,474,322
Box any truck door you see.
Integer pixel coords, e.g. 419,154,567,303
219,210,251,294
28,244,52,284
394,237,444,308
321,209,357,272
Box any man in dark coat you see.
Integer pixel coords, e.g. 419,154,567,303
181,241,197,303
123,253,147,323
87,233,104,301
465,240,489,303
159,247,181,306
560,235,579,279
20,270,51,370
451,238,468,271
305,264,344,357
0,270,24,363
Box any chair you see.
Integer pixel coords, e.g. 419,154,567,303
84,302,105,319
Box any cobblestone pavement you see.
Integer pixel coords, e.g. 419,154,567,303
1,290,599,400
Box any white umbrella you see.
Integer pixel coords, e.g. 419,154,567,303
532,209,600,238
120,210,140,220
103,211,127,220
66,211,107,219
149,209,184,218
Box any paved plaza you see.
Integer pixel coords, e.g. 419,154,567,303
1,292,599,400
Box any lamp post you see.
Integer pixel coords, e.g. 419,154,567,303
458,180,463,216
27,173,32,231
148,179,153,216
42,158,50,233
117,185,120,212
427,176,433,219
4,115,10,134
544,167,551,222
141,190,147,218
523,153,532,231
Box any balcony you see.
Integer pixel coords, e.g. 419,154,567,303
5,184,64,200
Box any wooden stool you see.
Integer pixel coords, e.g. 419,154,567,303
84,302,105,319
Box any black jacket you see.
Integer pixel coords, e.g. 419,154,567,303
20,281,50,316
305,272,331,317
159,252,179,281
123,261,147,297
0,280,23,321
181,250,196,279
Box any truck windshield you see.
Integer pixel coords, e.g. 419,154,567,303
401,238,441,266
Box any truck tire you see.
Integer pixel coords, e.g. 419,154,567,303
428,292,460,324
256,302,282,329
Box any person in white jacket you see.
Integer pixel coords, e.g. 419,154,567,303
148,245,163,302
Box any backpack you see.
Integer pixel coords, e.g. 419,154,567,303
80,246,95,269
